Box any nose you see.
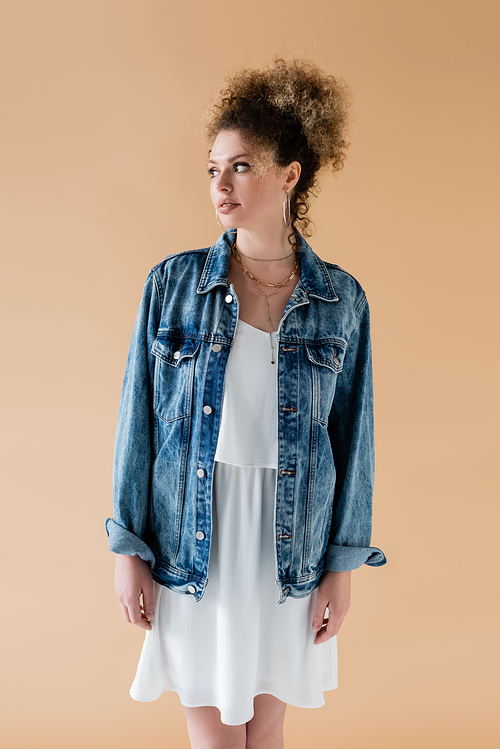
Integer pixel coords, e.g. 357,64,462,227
214,168,232,192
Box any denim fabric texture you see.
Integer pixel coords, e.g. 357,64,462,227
106,232,386,604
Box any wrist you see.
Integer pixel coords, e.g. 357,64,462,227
325,569,352,578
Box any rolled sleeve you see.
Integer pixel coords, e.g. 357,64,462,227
105,518,155,565
327,543,387,571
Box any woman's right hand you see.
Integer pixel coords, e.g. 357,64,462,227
114,554,155,630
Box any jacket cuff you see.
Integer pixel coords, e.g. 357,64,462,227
105,518,155,565
326,544,387,571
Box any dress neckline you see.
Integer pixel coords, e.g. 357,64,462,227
238,319,278,335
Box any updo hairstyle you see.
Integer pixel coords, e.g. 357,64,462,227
205,57,351,242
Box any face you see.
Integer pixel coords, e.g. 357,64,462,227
208,130,292,232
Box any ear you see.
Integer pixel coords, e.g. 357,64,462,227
283,161,301,192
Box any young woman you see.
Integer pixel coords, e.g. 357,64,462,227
107,58,386,749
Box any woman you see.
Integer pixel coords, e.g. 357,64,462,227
107,58,386,749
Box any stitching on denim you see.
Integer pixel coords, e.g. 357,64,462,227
152,560,205,584
174,410,192,560
308,254,338,300
354,293,367,317
152,270,164,315
155,412,190,425
155,329,232,345
302,404,319,568
306,355,343,374
281,336,347,346
197,241,230,291
279,567,324,584
312,415,328,427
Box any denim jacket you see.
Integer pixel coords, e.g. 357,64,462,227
106,232,386,604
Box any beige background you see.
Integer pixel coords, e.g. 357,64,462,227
1,1,499,747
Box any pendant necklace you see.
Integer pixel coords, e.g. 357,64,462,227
231,242,300,364
251,281,279,364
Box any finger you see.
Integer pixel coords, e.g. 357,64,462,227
131,612,152,631
136,611,153,630
314,611,345,644
133,616,153,631
312,595,328,632
141,580,155,622
127,597,153,631
314,622,333,644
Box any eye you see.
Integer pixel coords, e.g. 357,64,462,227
207,167,218,178
234,162,252,173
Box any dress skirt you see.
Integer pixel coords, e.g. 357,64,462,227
130,460,338,726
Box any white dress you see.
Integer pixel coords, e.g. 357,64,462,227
129,320,338,725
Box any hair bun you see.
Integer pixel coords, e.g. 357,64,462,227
206,57,351,238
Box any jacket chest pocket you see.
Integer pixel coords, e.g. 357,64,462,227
151,337,200,423
305,341,346,425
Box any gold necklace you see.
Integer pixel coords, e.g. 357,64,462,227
232,243,299,288
231,242,300,364
236,247,296,262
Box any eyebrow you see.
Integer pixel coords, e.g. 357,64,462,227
208,153,251,164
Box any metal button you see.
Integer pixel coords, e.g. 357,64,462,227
173,350,180,360
196,531,205,540
188,585,196,594
333,357,340,365
212,343,221,352
203,405,212,415
225,294,233,303
196,468,205,478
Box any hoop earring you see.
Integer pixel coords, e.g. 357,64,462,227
215,210,236,233
283,192,291,226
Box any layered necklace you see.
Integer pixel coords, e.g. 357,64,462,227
231,240,300,364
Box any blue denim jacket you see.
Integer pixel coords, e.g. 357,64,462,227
106,232,386,603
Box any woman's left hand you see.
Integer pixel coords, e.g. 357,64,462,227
312,570,352,644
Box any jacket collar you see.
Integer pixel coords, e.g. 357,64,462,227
197,231,338,302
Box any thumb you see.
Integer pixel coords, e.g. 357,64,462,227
312,592,328,631
142,577,155,621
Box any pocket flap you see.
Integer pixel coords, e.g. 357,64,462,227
305,341,346,373
151,336,200,366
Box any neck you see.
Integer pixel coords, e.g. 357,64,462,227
233,224,295,261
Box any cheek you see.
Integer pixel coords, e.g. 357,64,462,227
209,180,218,208
257,185,281,214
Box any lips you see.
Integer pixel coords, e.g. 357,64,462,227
218,200,240,213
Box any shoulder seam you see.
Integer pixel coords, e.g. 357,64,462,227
152,271,163,319
354,293,368,318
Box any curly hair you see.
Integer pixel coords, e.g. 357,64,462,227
205,57,351,242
